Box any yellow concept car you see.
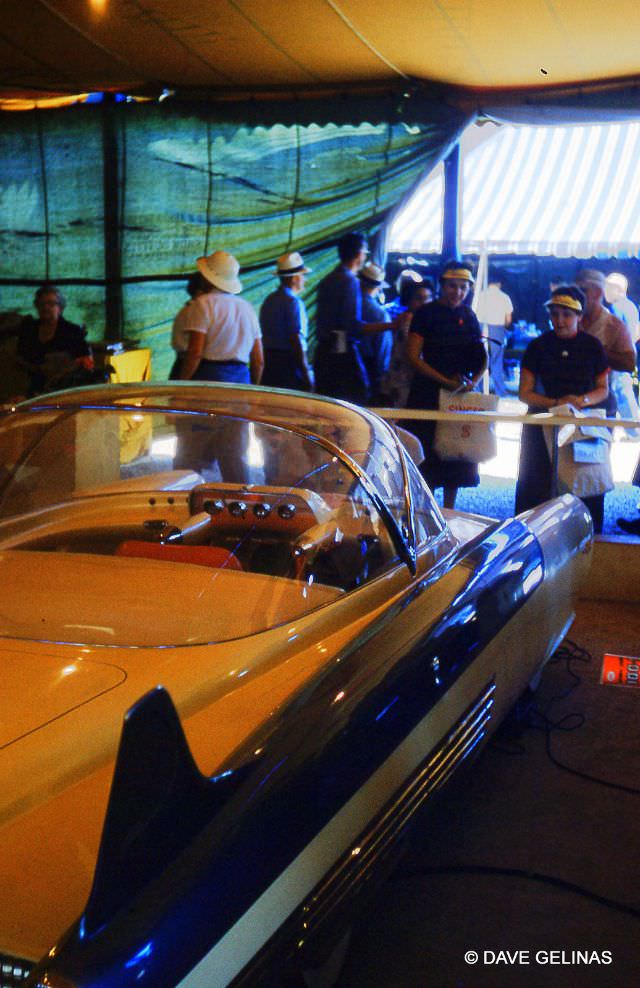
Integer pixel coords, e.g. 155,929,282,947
0,383,591,988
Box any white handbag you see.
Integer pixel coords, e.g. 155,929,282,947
544,405,614,498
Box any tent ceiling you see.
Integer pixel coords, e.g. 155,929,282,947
2,0,640,101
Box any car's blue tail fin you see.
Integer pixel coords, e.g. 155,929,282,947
82,685,245,937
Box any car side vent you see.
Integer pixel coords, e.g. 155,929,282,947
302,679,497,935
0,955,33,988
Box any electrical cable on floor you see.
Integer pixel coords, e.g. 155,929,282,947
531,638,640,796
393,865,640,919
491,638,640,795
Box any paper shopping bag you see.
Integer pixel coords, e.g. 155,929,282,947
433,389,499,463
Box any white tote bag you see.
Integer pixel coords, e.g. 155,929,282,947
433,389,499,462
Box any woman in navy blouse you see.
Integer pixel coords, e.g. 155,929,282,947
406,261,486,509
516,284,609,531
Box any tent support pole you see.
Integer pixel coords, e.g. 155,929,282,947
442,143,460,259
102,96,122,341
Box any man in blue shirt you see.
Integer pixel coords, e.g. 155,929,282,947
260,251,314,391
314,232,406,404
358,262,392,404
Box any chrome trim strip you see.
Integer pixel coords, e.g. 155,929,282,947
300,681,496,934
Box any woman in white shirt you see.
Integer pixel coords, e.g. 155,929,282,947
179,250,264,385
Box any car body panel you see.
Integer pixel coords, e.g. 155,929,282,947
0,541,453,959
0,647,125,748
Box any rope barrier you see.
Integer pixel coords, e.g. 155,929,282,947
368,407,637,430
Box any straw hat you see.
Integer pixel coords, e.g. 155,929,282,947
276,251,311,276
359,262,389,288
196,250,242,294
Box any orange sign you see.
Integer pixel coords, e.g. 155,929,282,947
601,653,640,687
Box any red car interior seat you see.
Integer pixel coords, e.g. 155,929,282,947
116,541,243,571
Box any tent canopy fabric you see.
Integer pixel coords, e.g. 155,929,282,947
3,3,640,382
389,121,640,258
0,99,468,377
2,1,640,102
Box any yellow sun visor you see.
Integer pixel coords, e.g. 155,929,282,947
441,267,474,283
545,294,582,313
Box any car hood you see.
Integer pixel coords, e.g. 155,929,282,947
0,644,126,748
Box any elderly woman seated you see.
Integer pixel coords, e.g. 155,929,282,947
16,284,94,397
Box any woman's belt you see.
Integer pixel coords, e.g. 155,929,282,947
199,358,245,366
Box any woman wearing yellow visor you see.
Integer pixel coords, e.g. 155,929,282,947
515,284,609,531
406,260,486,509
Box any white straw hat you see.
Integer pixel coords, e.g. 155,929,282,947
359,261,389,288
276,251,311,276
196,250,242,294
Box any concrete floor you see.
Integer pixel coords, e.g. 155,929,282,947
337,598,640,988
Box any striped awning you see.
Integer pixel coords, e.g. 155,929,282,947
389,121,640,258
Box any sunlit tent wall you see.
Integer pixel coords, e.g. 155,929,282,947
389,115,640,325
0,93,469,381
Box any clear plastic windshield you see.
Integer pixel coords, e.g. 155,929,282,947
0,407,403,646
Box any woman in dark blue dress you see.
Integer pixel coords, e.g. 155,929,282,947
515,284,609,532
406,261,487,508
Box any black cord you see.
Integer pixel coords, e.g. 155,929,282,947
394,865,640,919
541,717,640,795
393,642,640,926
530,638,640,795
491,639,640,795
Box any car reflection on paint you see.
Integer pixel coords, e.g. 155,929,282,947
0,383,592,987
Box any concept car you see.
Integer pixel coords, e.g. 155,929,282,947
0,383,591,987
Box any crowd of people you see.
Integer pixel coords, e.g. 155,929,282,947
15,235,640,534
166,236,640,530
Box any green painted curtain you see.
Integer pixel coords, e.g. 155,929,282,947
0,95,470,380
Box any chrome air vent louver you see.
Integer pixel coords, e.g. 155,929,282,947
302,680,496,935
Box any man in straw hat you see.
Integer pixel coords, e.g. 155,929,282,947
179,249,263,385
358,261,392,405
259,251,314,391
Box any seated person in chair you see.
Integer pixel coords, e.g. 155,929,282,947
16,285,94,397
